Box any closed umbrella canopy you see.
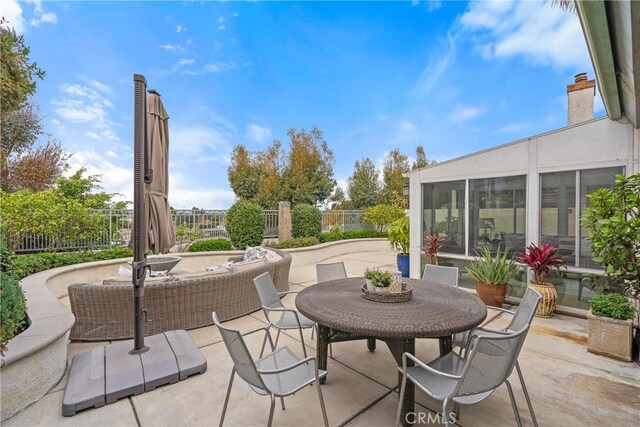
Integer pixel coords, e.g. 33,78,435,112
145,90,175,254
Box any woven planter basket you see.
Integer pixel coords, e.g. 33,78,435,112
528,282,557,317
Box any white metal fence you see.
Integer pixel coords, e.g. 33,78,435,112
14,209,368,253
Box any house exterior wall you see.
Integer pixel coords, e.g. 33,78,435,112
409,116,638,279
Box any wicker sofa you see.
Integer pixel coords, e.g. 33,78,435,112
68,249,291,341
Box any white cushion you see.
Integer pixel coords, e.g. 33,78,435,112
206,262,233,272
264,249,282,263
244,246,270,261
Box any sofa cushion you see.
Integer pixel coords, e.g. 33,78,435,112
230,258,267,272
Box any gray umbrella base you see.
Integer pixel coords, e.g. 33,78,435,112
62,330,206,417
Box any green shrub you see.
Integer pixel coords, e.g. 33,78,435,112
188,239,233,252
591,293,636,320
291,204,322,239
319,232,343,243
341,229,386,239
12,247,133,280
363,204,405,230
226,201,265,250
1,271,27,355
270,237,320,249
0,226,13,273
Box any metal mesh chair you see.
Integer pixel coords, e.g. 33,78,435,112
396,325,530,427
213,312,328,427
452,287,542,426
316,262,348,283
422,264,459,287
254,271,315,357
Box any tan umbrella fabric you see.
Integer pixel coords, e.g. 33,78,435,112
144,91,176,254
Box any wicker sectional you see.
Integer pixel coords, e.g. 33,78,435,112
68,249,291,341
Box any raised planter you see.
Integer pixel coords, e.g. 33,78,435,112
587,310,633,362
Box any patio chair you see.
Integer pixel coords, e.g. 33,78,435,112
212,312,329,427
396,324,530,427
253,271,316,358
422,264,459,287
316,261,348,283
452,286,541,427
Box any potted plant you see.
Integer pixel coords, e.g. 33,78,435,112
588,293,636,361
515,242,565,317
364,268,392,293
466,246,520,307
422,232,444,265
387,216,410,277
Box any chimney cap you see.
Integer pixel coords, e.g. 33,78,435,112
574,72,588,83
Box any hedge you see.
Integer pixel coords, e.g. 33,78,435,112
291,204,322,239
269,237,320,249
187,238,233,252
0,271,27,355
319,229,386,243
226,201,265,250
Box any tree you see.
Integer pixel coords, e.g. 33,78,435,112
5,140,69,192
281,126,336,206
381,148,410,206
0,20,45,117
228,145,260,201
254,141,283,209
329,186,347,209
412,145,432,170
347,157,380,209
55,168,123,209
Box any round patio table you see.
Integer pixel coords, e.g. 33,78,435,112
296,277,487,426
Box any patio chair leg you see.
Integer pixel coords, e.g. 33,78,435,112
316,373,329,427
442,398,451,427
267,394,276,427
311,324,315,340
395,370,408,427
219,369,235,427
274,328,281,349
280,397,285,410
516,361,538,427
329,343,333,358
298,325,308,358
505,380,523,427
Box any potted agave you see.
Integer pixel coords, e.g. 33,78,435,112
364,268,392,293
587,293,636,361
466,246,520,307
515,242,565,317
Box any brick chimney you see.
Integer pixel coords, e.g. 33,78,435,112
567,72,595,125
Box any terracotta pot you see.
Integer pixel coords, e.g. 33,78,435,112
475,282,507,307
528,281,557,317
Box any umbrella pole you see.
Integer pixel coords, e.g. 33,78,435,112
131,74,149,355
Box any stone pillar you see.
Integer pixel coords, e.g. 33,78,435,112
278,201,291,242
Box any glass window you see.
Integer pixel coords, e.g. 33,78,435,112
540,171,576,265
579,167,623,268
422,181,465,254
469,176,526,256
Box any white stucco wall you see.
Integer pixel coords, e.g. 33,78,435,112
409,116,638,278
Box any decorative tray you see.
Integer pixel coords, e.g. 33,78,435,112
361,283,412,303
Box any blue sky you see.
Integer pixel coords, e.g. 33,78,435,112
4,0,602,209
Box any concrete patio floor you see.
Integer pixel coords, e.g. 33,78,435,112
5,249,639,426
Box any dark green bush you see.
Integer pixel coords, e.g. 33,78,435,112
591,293,636,320
12,247,133,280
269,237,320,249
226,201,265,250
291,204,322,239
0,226,12,273
319,232,342,243
1,271,27,355
188,238,233,252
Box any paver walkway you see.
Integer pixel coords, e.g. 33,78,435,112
5,249,639,426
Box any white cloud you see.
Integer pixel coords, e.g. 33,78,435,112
245,124,272,143
160,44,186,53
412,33,456,98
399,121,415,132
448,106,486,122
66,150,132,200
218,25,226,31
3,0,25,33
183,61,249,75
30,0,57,27
52,78,120,142
176,24,186,33
460,1,591,70
176,58,196,67
168,172,235,209
232,13,239,17
170,124,233,161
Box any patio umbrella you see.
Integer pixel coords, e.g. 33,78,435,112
144,89,176,255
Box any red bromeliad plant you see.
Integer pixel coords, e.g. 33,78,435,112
422,233,445,265
515,242,565,284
